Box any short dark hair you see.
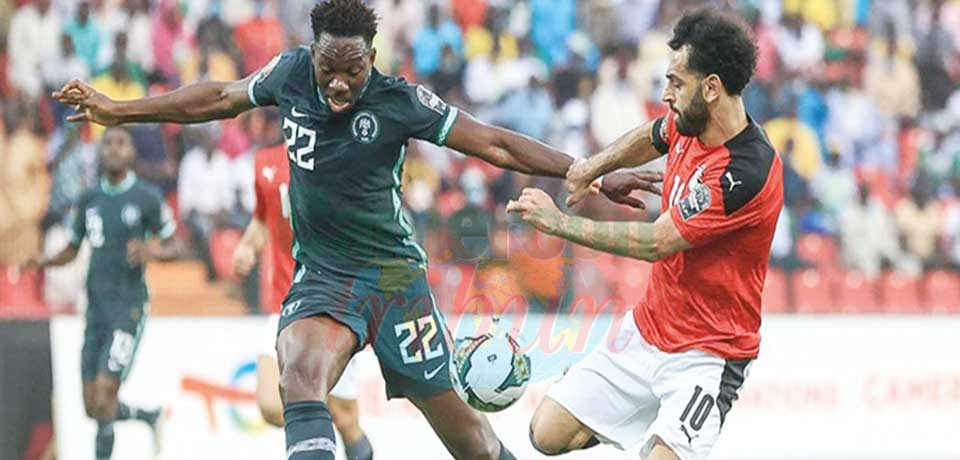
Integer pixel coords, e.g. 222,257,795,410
668,8,757,95
310,0,379,45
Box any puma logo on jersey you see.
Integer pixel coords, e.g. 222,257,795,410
262,166,277,182
680,425,700,445
724,172,743,191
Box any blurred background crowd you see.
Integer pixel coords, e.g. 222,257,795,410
1,0,960,317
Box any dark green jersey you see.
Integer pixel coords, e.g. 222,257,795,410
67,174,175,308
247,47,459,268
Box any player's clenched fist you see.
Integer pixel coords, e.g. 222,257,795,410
506,188,565,235
564,158,597,207
52,79,122,126
233,241,257,278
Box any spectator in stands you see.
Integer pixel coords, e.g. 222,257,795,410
590,44,647,148
0,102,49,269
942,178,960,270
914,0,958,112
45,124,97,227
530,0,575,68
493,74,554,142
234,0,286,75
765,105,823,180
152,0,186,84
430,45,466,99
44,34,90,126
178,124,236,282
181,15,243,84
90,54,146,139
122,0,155,74
864,20,920,119
895,181,943,272
413,4,464,78
64,1,103,73
774,12,824,76
7,0,61,98
840,184,902,278
811,149,857,233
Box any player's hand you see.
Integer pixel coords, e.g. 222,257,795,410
506,188,565,235
565,158,599,207
22,256,45,271
127,240,149,267
52,79,123,126
599,170,664,209
233,242,257,278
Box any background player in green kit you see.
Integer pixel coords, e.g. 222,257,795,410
51,1,658,458
30,127,177,459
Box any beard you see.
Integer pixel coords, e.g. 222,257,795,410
675,89,710,137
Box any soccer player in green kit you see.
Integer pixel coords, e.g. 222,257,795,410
52,1,659,458
31,127,177,459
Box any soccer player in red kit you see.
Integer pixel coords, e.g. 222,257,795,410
232,111,373,460
508,9,783,460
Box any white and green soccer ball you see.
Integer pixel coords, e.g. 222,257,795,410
450,331,532,412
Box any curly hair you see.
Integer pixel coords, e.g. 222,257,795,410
668,8,757,95
310,0,379,45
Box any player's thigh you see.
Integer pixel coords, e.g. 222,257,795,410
276,315,358,402
369,270,454,400
408,389,499,460
643,354,752,460
529,396,597,454
543,318,661,450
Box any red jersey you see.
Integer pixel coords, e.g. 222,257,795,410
634,114,784,360
253,144,295,314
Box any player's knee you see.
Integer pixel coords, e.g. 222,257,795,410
528,422,566,456
279,354,328,402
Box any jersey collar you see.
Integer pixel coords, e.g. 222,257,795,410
100,172,137,196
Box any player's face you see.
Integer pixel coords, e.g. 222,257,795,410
311,33,377,114
662,47,711,137
100,128,135,174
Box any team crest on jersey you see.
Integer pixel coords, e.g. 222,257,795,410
417,85,447,115
677,164,711,221
351,110,380,144
122,204,141,227
258,53,282,80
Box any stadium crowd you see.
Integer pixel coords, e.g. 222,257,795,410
1,0,960,315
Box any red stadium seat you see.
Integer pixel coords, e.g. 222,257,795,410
792,269,834,314
922,270,960,314
879,271,924,313
209,229,243,281
761,268,789,313
835,270,879,313
0,267,47,318
796,233,839,275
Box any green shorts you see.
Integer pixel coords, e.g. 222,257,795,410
278,260,453,400
81,304,148,382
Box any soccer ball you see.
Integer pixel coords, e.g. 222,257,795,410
450,331,532,412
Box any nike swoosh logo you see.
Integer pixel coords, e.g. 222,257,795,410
424,362,446,380
291,107,308,118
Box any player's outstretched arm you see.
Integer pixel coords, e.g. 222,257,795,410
507,188,690,262
444,111,573,177
52,75,257,126
566,119,665,206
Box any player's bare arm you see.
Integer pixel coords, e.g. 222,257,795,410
233,217,268,278
127,236,181,266
566,119,665,206
51,75,257,126
27,242,81,269
507,187,690,262
444,111,573,177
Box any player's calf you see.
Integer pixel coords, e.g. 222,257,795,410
529,396,600,455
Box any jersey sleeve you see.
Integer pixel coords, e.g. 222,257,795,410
668,160,769,248
651,114,680,155
247,49,300,107
146,193,177,241
399,84,460,146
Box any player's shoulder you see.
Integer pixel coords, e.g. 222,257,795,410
131,180,166,207
75,187,99,208
367,69,448,114
718,119,778,215
259,46,312,85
